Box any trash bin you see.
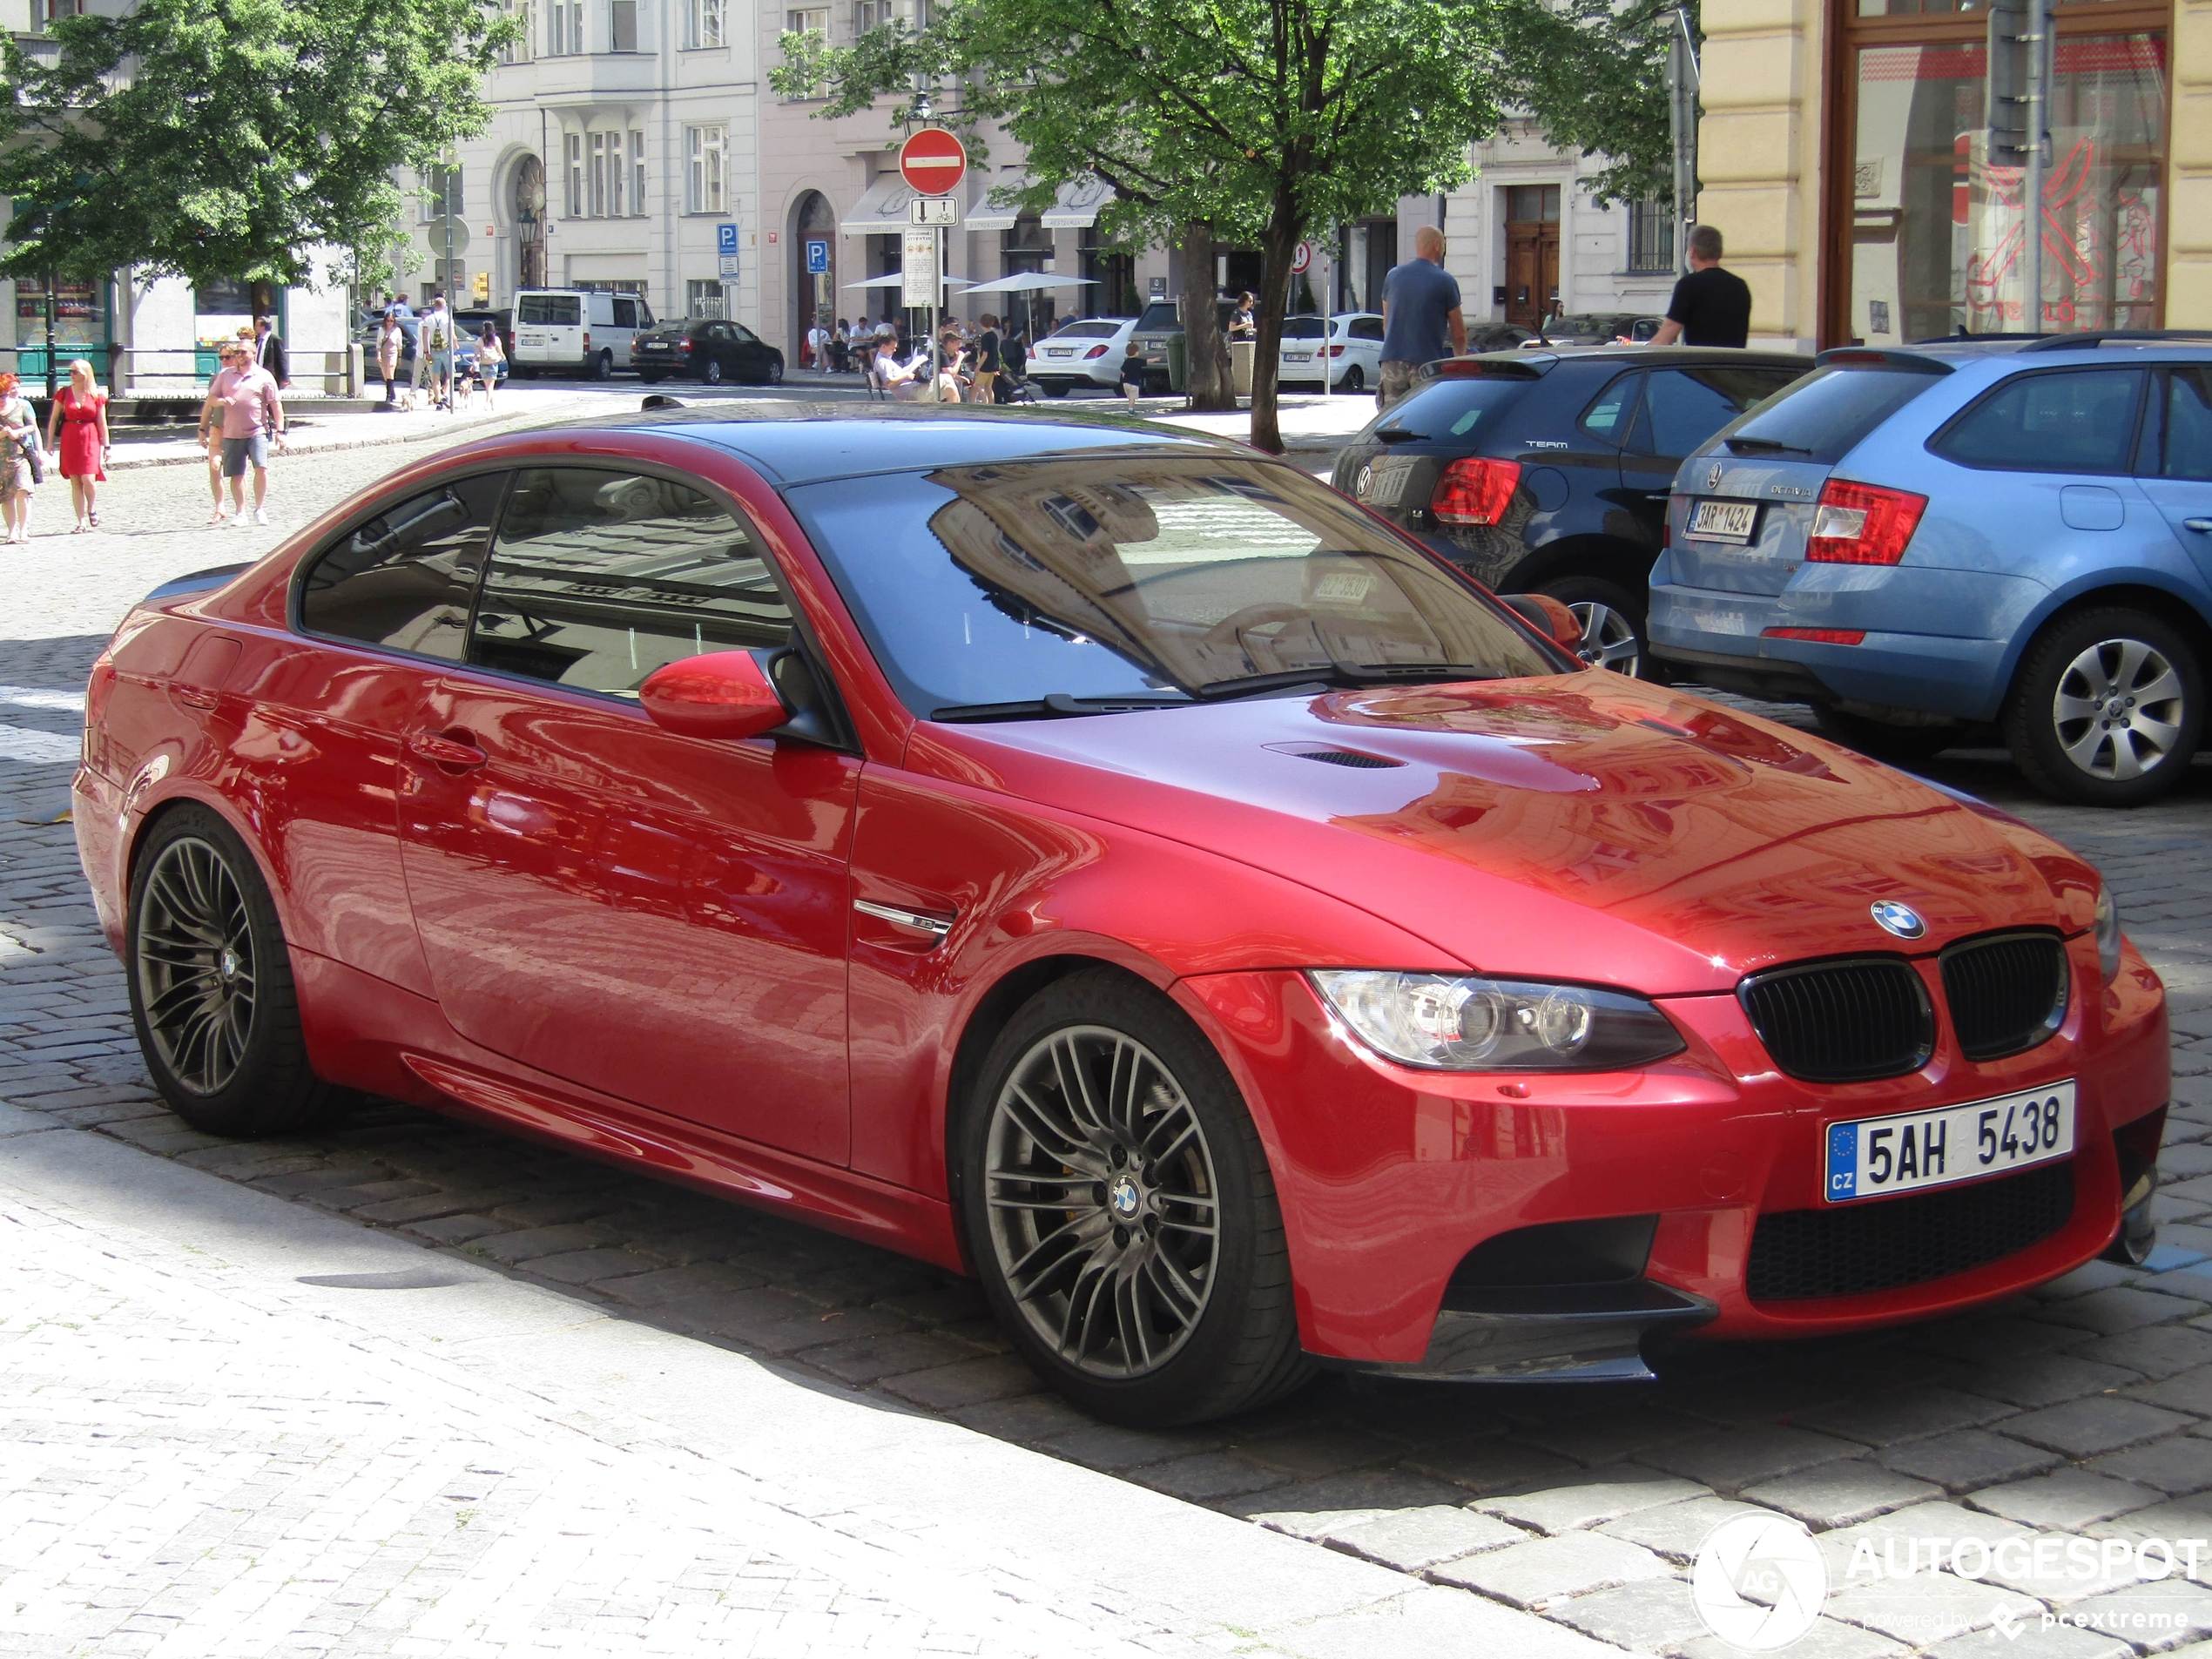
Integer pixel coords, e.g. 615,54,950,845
1229,339,1255,398
1165,333,1187,394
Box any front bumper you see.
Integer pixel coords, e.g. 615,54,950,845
1175,934,2168,1374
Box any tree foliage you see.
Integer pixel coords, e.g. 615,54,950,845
0,0,513,291
1507,0,1689,208
775,0,1504,448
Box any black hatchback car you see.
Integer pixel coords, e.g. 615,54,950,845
634,318,786,387
1332,347,1811,675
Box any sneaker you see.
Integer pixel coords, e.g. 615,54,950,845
253,509,268,526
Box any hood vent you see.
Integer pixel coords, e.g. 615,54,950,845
1265,741,1406,769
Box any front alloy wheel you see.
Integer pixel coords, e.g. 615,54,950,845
1537,577,1647,678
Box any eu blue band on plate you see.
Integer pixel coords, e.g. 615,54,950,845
1828,1122,1858,1200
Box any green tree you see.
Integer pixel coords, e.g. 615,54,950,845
0,0,512,298
1505,0,1689,209
776,0,1504,450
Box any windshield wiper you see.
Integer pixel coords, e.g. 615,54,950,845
1197,662,1495,699
1722,435,1815,456
1373,424,1427,445
930,691,1191,723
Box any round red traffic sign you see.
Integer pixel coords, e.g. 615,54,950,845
900,128,968,197
1291,241,1313,274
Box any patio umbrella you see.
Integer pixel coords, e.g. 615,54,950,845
840,273,974,289
957,272,1101,295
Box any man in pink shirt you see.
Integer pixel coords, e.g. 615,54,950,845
196,339,287,526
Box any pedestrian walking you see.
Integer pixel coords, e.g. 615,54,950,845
254,314,291,388
376,310,407,408
1376,225,1467,409
973,314,1002,405
415,296,450,408
45,358,110,533
0,374,37,545
1118,341,1146,409
199,338,286,526
1651,226,1752,347
473,323,506,409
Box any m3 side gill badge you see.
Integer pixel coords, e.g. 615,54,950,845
1870,900,1927,940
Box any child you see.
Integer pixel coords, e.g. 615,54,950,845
1119,341,1146,409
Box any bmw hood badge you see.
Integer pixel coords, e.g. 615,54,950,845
1869,900,1926,940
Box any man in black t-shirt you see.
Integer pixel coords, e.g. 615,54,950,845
1653,225,1752,348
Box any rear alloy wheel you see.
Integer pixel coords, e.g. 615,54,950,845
126,806,341,1136
593,351,613,381
2006,606,2203,806
1538,576,1648,678
1337,364,1365,395
961,970,1309,1425
703,358,725,387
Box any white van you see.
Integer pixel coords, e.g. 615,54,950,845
512,289,656,379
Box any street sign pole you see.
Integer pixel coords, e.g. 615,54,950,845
898,127,967,402
43,266,57,399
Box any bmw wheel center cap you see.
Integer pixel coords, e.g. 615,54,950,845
1870,900,1926,940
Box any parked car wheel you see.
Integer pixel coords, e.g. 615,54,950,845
1536,576,1647,678
703,358,725,387
765,358,785,386
1335,364,1365,395
960,968,1310,1426
125,806,341,1137
1042,381,1070,398
591,351,613,381
1814,706,1960,766
2005,606,2204,806
639,373,665,386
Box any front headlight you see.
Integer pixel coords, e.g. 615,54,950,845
2095,889,2123,984
1309,970,1686,1072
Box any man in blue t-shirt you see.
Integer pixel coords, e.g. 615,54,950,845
1377,225,1467,408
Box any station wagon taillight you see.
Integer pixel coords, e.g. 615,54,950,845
1805,479,1926,565
1431,457,1522,526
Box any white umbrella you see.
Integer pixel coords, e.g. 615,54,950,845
958,272,1101,295
840,273,974,290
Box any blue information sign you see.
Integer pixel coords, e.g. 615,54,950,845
805,239,830,274
716,221,739,256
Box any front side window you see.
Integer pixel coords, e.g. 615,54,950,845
469,469,791,697
2140,367,2212,482
1935,368,2145,475
686,125,725,213
299,475,509,660
786,455,1559,718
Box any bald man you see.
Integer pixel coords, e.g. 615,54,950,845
1377,224,1467,409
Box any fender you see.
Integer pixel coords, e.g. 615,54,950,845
1986,563,2212,722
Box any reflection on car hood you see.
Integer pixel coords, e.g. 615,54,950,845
909,672,2096,993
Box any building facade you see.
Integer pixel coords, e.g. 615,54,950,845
1699,0,2209,347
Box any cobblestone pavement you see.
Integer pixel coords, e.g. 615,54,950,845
8,429,2212,1655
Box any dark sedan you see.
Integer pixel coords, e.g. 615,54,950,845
635,318,786,387
1334,347,1811,677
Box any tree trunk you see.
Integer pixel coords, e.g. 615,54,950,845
1180,219,1231,412
1247,208,1303,455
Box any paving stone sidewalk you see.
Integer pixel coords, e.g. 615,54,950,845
8,444,2212,1655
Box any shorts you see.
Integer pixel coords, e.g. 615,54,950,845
1377,361,1421,409
220,434,270,477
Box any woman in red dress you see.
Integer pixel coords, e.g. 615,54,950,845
45,358,111,533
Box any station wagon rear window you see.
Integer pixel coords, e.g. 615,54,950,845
1706,362,1946,465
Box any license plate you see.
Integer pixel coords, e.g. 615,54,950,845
1825,1082,2074,1204
1045,347,1073,357
1285,352,1312,362
1689,498,1760,543
642,341,669,350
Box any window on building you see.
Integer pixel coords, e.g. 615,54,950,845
610,0,637,49
547,0,580,51
609,131,625,217
1627,199,1675,274
688,0,722,45
853,0,882,29
499,0,533,60
36,0,82,29
631,132,647,214
1507,185,1561,223
590,132,608,218
687,278,729,319
786,6,827,38
565,132,584,217
420,165,462,224
686,125,725,213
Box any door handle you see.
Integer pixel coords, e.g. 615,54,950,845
2185,518,2212,534
407,730,489,770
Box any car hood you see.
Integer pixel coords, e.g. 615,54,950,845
907,672,2099,994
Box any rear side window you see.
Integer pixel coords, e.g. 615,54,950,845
1935,368,2144,475
612,297,637,328
1350,317,1385,341
298,473,508,660
2137,367,2212,482
1371,376,1533,442
1709,364,1945,465
1631,366,1801,460
469,469,791,698
517,294,580,327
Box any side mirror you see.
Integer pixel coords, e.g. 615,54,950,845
1501,592,1589,659
639,651,790,741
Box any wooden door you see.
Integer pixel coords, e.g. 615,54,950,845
1505,225,1560,327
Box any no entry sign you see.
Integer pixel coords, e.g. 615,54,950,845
900,128,968,197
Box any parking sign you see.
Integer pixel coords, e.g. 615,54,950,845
717,221,739,257
805,239,829,275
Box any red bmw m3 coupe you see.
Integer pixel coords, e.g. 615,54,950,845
73,406,2170,1425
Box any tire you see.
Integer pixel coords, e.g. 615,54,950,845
2004,606,2204,806
125,806,341,1137
1337,364,1365,395
765,358,785,386
1536,575,1649,678
1814,705,1961,767
959,968,1312,1426
590,351,612,381
703,358,725,387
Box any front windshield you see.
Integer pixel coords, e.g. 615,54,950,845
786,454,1559,718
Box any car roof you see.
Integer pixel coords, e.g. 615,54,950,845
1825,332,2212,370
586,402,1250,486
1445,345,1814,377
